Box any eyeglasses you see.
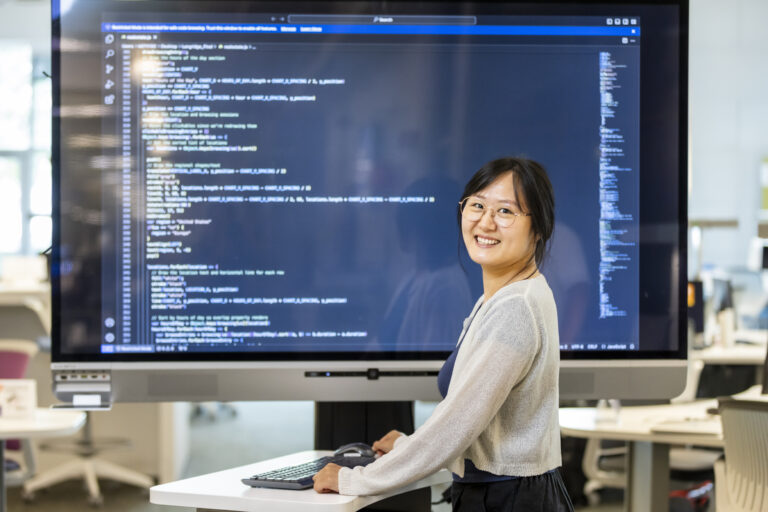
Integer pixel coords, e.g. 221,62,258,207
458,196,531,228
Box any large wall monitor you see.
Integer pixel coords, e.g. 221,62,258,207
52,0,688,402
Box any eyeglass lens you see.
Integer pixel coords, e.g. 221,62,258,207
460,198,519,227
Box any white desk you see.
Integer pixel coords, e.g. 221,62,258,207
151,450,451,512
690,343,767,365
0,283,51,335
733,329,768,345
560,400,721,512
0,408,85,512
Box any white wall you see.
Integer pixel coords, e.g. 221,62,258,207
689,0,768,270
0,0,50,55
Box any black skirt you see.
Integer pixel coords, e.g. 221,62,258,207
451,469,575,512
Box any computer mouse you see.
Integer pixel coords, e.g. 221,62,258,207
333,442,375,458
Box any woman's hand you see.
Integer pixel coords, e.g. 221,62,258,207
313,463,341,493
372,430,404,456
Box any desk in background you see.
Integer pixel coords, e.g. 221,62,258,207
559,400,721,512
151,450,451,512
0,409,85,512
690,338,766,395
690,343,767,365
21,333,191,485
0,283,50,336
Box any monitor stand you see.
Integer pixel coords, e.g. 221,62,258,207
314,401,430,512
314,401,414,449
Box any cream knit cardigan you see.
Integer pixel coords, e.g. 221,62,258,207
338,275,562,495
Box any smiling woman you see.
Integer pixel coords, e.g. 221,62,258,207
313,157,573,511
458,158,554,298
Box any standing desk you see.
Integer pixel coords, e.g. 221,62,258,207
151,450,451,512
0,408,85,512
559,400,722,512
690,343,767,366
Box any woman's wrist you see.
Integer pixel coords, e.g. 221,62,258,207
392,432,407,450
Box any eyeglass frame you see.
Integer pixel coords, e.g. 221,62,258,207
458,196,532,228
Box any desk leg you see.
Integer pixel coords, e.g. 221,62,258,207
624,441,669,512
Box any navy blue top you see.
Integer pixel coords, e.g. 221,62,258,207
437,306,515,483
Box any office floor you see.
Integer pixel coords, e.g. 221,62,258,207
5,401,622,511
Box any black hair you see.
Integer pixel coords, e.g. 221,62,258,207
458,156,555,270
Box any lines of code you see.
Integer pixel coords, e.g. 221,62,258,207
597,51,636,324
117,40,439,351
100,23,642,355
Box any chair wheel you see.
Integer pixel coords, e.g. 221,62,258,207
87,495,104,507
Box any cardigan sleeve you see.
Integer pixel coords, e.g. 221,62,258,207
337,295,539,496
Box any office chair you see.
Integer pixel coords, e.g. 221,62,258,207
582,359,721,505
21,410,155,506
0,339,39,487
715,398,768,512
192,401,238,421
0,298,154,505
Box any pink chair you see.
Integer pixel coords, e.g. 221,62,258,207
0,339,39,486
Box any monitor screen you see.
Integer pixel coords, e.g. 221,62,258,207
53,1,687,381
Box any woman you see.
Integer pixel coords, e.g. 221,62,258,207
313,157,573,511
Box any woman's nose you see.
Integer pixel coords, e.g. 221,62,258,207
478,208,497,229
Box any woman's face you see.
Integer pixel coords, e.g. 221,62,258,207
461,172,536,274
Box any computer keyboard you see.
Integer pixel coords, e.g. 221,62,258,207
241,454,377,490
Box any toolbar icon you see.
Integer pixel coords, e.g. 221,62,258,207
105,33,114,44
606,18,613,25
106,64,114,74
105,79,114,89
104,94,115,105
106,49,115,59
622,18,629,25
